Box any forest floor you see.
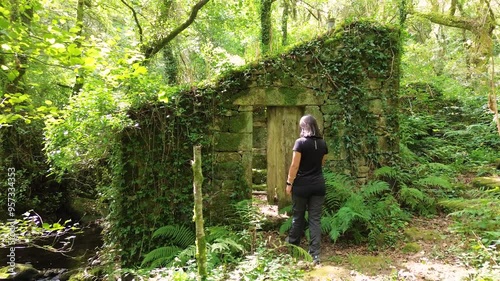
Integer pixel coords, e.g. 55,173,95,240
254,194,500,281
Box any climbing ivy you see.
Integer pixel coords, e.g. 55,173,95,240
104,20,401,266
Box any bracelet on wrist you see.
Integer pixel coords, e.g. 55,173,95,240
286,182,292,186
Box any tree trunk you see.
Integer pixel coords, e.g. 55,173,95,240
72,0,85,96
410,2,499,136
4,0,33,94
260,0,274,55
192,146,207,281
281,0,289,46
163,45,178,84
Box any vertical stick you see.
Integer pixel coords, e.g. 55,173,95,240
192,146,207,281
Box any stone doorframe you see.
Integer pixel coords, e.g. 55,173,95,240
230,86,326,207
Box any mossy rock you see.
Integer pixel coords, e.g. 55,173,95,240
0,264,40,281
347,254,393,276
402,242,422,254
472,177,500,190
68,266,105,281
404,227,442,242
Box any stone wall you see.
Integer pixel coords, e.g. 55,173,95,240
113,21,401,265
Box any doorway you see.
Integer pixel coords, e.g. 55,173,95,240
266,106,304,208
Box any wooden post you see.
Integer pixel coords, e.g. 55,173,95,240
192,146,207,281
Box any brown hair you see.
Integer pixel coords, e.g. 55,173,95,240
299,115,322,138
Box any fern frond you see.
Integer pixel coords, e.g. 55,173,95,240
324,172,355,190
279,217,292,234
152,224,195,248
361,180,390,198
211,237,246,254
328,205,370,242
173,245,196,266
279,205,292,215
324,173,355,210
415,163,453,176
416,176,452,189
206,226,232,242
345,194,372,220
399,186,425,209
141,246,182,267
287,243,312,262
321,211,335,233
150,257,170,268
374,166,399,179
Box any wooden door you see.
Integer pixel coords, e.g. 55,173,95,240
267,107,303,208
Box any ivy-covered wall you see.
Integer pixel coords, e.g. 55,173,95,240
108,21,401,266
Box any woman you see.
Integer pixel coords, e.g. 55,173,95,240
285,114,328,265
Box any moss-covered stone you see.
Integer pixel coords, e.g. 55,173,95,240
228,111,252,133
0,264,40,281
214,161,242,180
252,151,267,169
234,87,323,106
404,227,442,242
252,126,267,148
402,242,422,254
214,132,252,151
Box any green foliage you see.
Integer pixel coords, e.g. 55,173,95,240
0,210,79,252
320,172,410,249
142,224,249,270
152,225,196,248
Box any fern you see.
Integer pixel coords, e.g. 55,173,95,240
399,185,425,209
324,172,355,210
279,217,292,235
152,224,195,248
374,166,399,180
141,246,182,267
206,226,232,241
172,245,197,266
416,175,452,189
144,224,249,269
278,205,292,215
286,243,313,261
211,237,246,255
361,180,390,198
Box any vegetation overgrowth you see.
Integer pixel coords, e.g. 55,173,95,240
1,0,499,280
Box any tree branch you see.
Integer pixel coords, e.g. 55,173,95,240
142,0,210,60
411,11,477,31
120,0,143,43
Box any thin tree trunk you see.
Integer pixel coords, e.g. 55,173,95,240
72,0,85,96
192,146,207,281
281,0,289,46
260,0,274,55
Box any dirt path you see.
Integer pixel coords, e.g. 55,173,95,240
255,195,500,281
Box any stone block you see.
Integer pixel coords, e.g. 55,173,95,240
252,150,267,169
213,161,242,180
215,152,241,163
233,87,325,106
369,99,384,115
214,132,252,151
253,126,267,149
229,111,252,133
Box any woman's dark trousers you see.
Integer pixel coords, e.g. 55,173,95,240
287,194,324,259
